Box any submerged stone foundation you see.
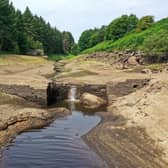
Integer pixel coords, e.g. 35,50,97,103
47,82,107,106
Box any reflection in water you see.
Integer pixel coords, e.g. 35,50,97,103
0,86,108,168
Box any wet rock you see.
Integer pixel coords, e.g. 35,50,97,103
80,93,106,109
48,107,71,117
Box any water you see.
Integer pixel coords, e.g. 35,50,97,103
68,86,77,101
0,87,108,168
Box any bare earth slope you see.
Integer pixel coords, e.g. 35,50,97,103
0,55,55,89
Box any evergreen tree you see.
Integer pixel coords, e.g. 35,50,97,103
0,0,15,52
0,1,74,55
62,31,75,54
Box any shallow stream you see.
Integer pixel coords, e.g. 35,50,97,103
0,87,107,168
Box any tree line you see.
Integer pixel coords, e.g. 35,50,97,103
0,0,75,55
78,14,154,52
0,0,155,56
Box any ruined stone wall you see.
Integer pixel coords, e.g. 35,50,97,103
0,84,47,106
107,79,149,97
107,79,150,105
47,82,107,105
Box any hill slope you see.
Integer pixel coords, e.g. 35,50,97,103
83,18,168,56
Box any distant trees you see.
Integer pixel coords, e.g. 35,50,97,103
78,29,96,51
78,14,139,52
0,0,75,55
62,31,75,54
78,26,106,52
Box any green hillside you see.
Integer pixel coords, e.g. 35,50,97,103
83,18,168,56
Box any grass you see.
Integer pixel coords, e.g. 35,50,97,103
82,18,168,55
0,54,48,65
146,63,167,71
57,70,98,79
48,54,77,61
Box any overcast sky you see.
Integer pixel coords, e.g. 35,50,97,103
11,0,168,42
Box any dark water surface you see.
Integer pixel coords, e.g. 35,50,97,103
0,102,107,168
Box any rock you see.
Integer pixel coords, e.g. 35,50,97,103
48,107,71,117
80,93,106,109
0,121,8,130
128,56,138,65
115,63,124,70
141,69,152,74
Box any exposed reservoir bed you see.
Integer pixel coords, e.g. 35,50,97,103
0,101,107,168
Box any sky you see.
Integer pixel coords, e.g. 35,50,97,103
11,0,168,42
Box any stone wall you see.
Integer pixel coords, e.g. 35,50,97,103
107,79,150,105
47,82,107,106
84,51,145,66
0,84,47,106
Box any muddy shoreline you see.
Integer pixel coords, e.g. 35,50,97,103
0,106,70,150
83,111,168,168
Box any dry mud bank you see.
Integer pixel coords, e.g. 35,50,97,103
84,76,168,168
0,93,70,150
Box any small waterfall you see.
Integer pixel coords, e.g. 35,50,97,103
68,86,77,101
68,86,77,111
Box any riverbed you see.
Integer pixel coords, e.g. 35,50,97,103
0,101,108,168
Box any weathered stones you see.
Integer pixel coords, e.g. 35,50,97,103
0,121,8,131
54,60,67,74
47,82,107,105
107,79,150,98
0,84,47,106
83,51,146,68
80,93,106,109
128,56,138,65
141,69,152,74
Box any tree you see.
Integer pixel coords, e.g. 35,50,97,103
62,31,75,54
0,0,16,52
105,14,138,40
136,16,154,32
89,26,106,47
78,29,97,51
71,44,79,55
0,1,74,56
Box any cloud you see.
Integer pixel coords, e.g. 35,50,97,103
11,0,168,41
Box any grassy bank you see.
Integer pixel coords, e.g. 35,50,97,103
48,54,77,61
0,54,48,66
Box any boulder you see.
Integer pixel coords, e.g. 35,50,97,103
141,69,152,74
80,93,106,109
128,56,138,65
0,121,8,131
